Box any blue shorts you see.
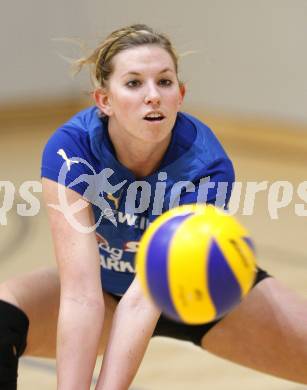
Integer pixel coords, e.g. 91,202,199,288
110,267,271,347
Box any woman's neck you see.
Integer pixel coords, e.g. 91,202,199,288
108,127,171,178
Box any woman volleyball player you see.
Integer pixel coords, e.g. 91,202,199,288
0,24,307,390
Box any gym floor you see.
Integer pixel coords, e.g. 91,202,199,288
1,102,306,389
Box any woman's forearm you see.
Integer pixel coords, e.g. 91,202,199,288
95,289,160,390
57,295,104,390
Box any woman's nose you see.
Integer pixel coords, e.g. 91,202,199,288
144,84,161,105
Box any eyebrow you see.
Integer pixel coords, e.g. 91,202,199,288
121,67,174,77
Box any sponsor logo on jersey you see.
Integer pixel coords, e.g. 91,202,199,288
95,232,110,247
57,149,79,171
106,190,123,210
95,233,137,273
123,241,139,253
100,256,135,273
115,211,150,230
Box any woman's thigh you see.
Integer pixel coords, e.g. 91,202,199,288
0,267,117,358
202,278,307,384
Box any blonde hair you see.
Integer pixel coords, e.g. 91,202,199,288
73,24,180,88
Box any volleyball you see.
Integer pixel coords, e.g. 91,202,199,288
135,204,257,324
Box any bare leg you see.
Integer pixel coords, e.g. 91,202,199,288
0,267,117,358
202,278,307,384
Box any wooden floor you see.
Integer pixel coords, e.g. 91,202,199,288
1,102,307,389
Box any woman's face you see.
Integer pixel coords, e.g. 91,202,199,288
95,45,185,144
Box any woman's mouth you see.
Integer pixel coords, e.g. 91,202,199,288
143,112,165,122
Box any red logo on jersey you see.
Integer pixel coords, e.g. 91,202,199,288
123,241,139,253
95,233,109,247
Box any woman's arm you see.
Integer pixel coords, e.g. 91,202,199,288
95,277,161,390
42,178,104,390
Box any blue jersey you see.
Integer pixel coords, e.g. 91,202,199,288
41,107,235,295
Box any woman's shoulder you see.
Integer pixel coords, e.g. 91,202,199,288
177,112,231,163
53,106,101,140
41,107,103,195
43,106,104,160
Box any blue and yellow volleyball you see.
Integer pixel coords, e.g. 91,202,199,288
136,204,257,324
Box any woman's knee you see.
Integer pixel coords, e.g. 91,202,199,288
0,299,29,388
0,281,21,309
0,268,60,358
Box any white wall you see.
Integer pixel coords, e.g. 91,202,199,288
1,0,307,124
0,0,90,101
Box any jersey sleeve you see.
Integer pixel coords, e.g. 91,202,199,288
41,126,94,196
179,157,235,208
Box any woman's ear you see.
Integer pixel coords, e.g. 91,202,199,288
178,83,186,108
93,88,113,116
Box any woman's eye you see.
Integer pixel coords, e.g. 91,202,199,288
159,79,173,87
126,80,141,88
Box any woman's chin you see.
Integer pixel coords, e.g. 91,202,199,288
140,129,171,144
